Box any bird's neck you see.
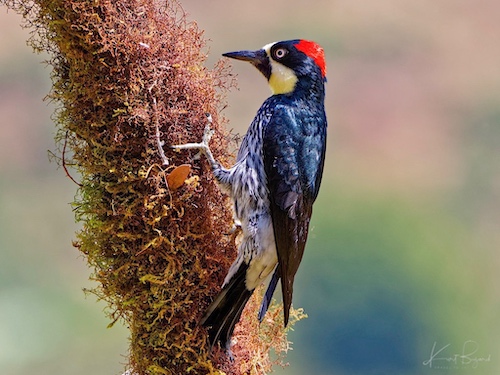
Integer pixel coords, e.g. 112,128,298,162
292,76,325,105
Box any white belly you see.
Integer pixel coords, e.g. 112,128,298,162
244,214,278,290
222,212,278,290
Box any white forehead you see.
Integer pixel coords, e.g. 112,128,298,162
262,41,277,54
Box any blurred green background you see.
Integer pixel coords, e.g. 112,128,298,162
1,1,499,374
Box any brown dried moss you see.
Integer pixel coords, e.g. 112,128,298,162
3,0,305,374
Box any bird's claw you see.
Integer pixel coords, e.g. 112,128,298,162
202,113,214,144
226,348,235,362
171,114,213,153
201,124,215,148
170,114,218,169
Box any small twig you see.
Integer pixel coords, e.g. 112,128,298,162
151,94,169,166
62,130,82,187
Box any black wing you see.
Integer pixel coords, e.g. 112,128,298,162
263,103,326,325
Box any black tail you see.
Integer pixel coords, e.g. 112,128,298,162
201,262,254,350
257,266,280,322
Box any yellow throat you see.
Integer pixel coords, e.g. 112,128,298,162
264,43,298,95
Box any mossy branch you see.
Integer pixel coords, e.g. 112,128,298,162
2,0,305,374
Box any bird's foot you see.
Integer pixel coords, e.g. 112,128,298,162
226,348,235,362
171,114,218,168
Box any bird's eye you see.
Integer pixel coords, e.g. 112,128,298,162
274,48,288,60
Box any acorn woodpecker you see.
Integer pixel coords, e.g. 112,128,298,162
172,39,327,350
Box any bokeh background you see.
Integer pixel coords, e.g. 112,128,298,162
1,1,499,374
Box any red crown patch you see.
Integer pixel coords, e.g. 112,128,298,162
295,40,327,78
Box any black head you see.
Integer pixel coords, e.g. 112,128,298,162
223,39,326,95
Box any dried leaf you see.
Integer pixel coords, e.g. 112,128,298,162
167,164,192,190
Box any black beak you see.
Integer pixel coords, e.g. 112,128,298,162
222,49,266,63
222,49,271,80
